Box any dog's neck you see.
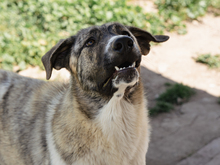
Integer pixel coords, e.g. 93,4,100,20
50,76,145,164
69,76,109,119
67,75,140,119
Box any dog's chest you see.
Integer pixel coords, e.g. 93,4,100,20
49,88,144,165
84,96,140,164
97,96,138,143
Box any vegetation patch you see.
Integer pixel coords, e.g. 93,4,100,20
195,54,220,68
149,83,195,116
0,0,149,70
155,0,220,34
157,83,195,104
208,0,220,16
149,101,174,116
1,0,220,70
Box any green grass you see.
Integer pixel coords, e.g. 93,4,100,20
195,54,220,68
149,83,195,116
149,101,174,116
157,83,195,104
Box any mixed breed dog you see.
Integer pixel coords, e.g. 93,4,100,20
0,22,169,165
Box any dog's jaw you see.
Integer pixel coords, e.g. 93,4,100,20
112,67,140,99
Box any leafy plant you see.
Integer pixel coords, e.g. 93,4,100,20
0,0,151,70
208,0,220,16
155,0,211,34
144,13,165,35
149,83,195,116
2,0,220,70
195,54,220,68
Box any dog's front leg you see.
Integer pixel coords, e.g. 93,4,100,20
129,116,149,165
130,153,146,165
129,146,148,165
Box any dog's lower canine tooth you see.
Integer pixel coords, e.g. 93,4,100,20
115,66,119,71
132,62,135,67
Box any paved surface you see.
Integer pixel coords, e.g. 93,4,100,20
145,92,220,165
140,13,220,165
177,137,220,165
141,67,220,165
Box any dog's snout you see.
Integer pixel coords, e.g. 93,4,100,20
112,36,133,53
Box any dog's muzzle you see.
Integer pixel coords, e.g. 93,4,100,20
103,36,140,89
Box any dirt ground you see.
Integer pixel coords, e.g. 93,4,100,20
17,5,220,165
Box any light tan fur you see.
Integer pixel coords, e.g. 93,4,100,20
0,23,169,165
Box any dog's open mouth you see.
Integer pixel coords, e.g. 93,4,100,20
113,61,136,79
114,61,135,73
103,61,139,88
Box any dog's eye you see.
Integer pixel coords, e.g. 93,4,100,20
85,39,95,47
122,31,130,36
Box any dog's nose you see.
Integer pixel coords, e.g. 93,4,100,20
112,36,133,53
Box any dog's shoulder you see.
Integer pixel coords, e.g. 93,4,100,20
0,70,70,117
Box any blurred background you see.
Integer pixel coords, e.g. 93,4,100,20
0,0,220,164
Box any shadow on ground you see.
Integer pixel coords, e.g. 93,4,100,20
141,66,220,165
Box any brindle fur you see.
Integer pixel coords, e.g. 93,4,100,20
0,23,169,165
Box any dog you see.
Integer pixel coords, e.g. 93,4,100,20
0,22,169,165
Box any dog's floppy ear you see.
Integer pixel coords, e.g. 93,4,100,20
41,36,75,80
126,26,169,55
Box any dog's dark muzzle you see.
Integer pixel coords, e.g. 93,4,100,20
109,36,141,69
112,36,134,54
101,36,141,91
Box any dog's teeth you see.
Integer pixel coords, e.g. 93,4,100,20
115,66,119,71
132,62,135,67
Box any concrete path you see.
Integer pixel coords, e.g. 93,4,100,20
141,13,220,165
177,137,220,165
145,90,220,165
141,67,220,165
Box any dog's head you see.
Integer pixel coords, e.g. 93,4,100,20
42,23,169,97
